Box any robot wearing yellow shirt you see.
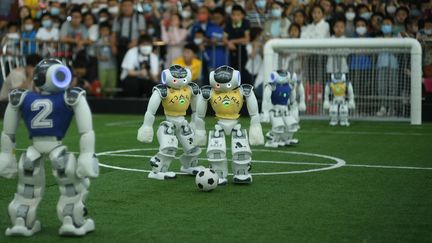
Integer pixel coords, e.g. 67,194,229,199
137,65,204,180
323,73,355,126
194,65,264,185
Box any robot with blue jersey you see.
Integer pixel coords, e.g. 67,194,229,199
194,65,264,185
137,65,204,180
0,59,99,236
323,73,355,126
261,70,304,148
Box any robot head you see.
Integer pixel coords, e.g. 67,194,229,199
331,73,346,83
33,58,72,94
209,65,240,92
269,70,293,84
161,65,191,89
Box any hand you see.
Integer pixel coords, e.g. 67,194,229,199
76,153,99,178
249,123,264,146
0,152,17,179
298,102,306,112
348,100,356,109
260,112,270,123
323,100,330,110
228,41,237,51
193,129,207,146
137,125,153,143
138,69,148,78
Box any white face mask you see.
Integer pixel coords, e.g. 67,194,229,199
140,45,152,54
82,8,89,14
182,10,191,19
356,26,367,35
386,5,397,14
148,28,155,35
99,4,108,9
345,12,355,21
194,38,203,45
225,5,233,15
99,17,108,22
425,28,432,35
7,33,20,39
92,8,100,15
24,24,34,31
108,6,119,15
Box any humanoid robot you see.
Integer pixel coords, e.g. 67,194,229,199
194,65,264,185
0,58,99,236
261,70,303,147
323,73,355,126
137,65,204,180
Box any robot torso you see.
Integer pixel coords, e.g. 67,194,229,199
210,88,243,120
162,86,192,116
330,82,346,98
270,83,292,106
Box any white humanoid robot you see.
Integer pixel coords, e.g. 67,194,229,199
0,58,99,236
261,70,304,147
323,73,355,126
194,65,264,185
137,65,204,180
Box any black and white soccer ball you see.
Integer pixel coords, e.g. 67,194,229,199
195,168,219,192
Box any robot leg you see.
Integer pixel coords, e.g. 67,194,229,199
339,102,350,126
282,110,299,146
265,109,285,148
6,146,44,236
177,121,204,175
148,121,179,180
50,145,94,236
329,103,339,126
207,125,228,185
231,124,252,184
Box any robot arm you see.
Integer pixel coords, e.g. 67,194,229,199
192,86,211,146
242,84,264,146
347,82,355,109
297,81,306,112
137,86,163,143
260,84,272,123
323,83,330,110
65,88,99,179
188,82,200,130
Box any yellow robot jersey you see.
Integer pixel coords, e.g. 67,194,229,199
210,88,244,120
162,86,192,116
330,82,347,97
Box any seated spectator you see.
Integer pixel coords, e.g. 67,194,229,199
21,16,37,55
161,13,187,68
354,17,369,37
96,23,117,98
394,7,409,35
36,13,60,57
172,43,202,83
120,34,159,97
344,4,356,37
301,4,330,39
59,8,91,51
0,54,41,101
83,12,99,42
264,1,290,39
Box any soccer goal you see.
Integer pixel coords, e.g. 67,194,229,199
263,38,422,125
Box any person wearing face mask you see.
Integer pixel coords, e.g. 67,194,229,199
36,13,59,56
121,34,159,97
245,0,266,28
264,1,290,39
4,22,20,56
161,13,188,68
344,5,356,37
376,16,399,116
181,5,195,32
369,12,384,37
108,0,120,17
21,17,37,55
356,4,371,22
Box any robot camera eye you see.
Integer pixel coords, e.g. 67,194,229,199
183,79,187,83
226,83,231,88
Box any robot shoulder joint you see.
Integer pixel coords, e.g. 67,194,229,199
153,84,168,99
201,85,212,100
188,82,200,96
241,84,254,97
8,89,28,107
64,87,86,106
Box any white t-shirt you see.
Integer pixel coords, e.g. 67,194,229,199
121,47,159,80
301,19,330,39
36,27,60,41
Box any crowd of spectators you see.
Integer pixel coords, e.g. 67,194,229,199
0,0,431,101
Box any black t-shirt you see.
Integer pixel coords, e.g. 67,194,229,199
224,19,251,40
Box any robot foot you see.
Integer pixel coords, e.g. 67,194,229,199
285,139,299,146
180,165,205,175
218,178,228,186
329,120,338,126
339,121,350,126
59,216,95,236
233,175,253,184
5,218,41,237
148,171,176,180
265,141,280,148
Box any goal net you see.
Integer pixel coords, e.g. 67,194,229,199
263,38,422,125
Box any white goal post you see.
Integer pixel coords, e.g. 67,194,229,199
263,38,422,125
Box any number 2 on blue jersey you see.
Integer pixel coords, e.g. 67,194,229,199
31,99,54,129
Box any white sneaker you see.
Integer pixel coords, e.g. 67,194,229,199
180,165,205,175
218,178,228,185
233,174,253,184
148,171,176,180
5,217,41,236
59,216,95,236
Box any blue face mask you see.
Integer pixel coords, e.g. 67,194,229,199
50,7,60,16
143,3,152,13
360,12,371,20
381,24,392,34
256,0,266,9
42,19,53,28
271,9,282,18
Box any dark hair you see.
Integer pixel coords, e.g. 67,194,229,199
40,13,52,20
212,7,225,16
121,0,134,4
184,43,198,53
7,22,18,28
382,15,394,24
288,23,301,37
70,8,82,16
309,4,324,18
194,29,205,35
99,22,111,30
23,16,34,22
83,12,96,23
425,17,432,24
332,17,346,29
396,6,410,15
354,17,367,26
138,34,153,44
231,5,246,15
355,4,369,15
26,54,42,67
345,4,355,12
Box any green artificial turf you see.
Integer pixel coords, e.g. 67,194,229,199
0,114,431,242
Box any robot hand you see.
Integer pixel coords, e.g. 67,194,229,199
193,129,207,146
0,152,17,179
298,102,307,112
323,100,330,110
348,100,356,109
76,153,99,178
137,125,154,143
249,123,264,146
260,112,270,123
